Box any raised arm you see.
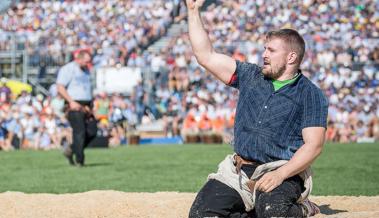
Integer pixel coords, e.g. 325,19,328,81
186,0,236,84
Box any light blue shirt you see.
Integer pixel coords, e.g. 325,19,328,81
56,61,92,101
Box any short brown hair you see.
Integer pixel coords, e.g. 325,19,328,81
266,29,305,65
73,48,92,61
76,49,91,59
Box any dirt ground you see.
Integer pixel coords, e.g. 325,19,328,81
0,191,378,218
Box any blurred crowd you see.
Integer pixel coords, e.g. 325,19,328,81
0,87,135,150
0,88,71,150
0,0,176,67
1,0,379,150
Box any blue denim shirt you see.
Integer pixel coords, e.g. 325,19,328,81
229,61,328,163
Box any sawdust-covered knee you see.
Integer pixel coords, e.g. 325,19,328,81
255,192,290,218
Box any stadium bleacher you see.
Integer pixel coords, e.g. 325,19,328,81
0,0,378,150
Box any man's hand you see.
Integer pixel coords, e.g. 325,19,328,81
69,101,82,111
83,105,91,113
186,0,205,10
83,105,94,116
255,170,286,193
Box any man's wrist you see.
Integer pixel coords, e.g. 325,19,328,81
276,167,290,180
188,8,200,15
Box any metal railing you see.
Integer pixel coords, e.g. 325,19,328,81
0,50,29,83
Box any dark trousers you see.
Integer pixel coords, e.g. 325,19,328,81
189,164,305,218
67,110,88,165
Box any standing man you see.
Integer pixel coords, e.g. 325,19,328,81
57,50,94,167
186,0,328,217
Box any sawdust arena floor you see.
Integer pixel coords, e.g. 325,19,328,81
0,191,378,218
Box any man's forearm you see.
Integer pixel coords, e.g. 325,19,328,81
276,143,323,179
57,84,73,103
185,0,236,84
187,9,213,65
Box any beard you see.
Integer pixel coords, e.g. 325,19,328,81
262,63,286,80
80,65,89,72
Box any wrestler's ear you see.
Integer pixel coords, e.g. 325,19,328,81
287,51,298,65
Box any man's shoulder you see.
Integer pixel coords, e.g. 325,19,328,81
299,76,328,103
300,76,322,91
237,61,261,72
236,61,262,79
59,61,77,72
61,61,76,67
